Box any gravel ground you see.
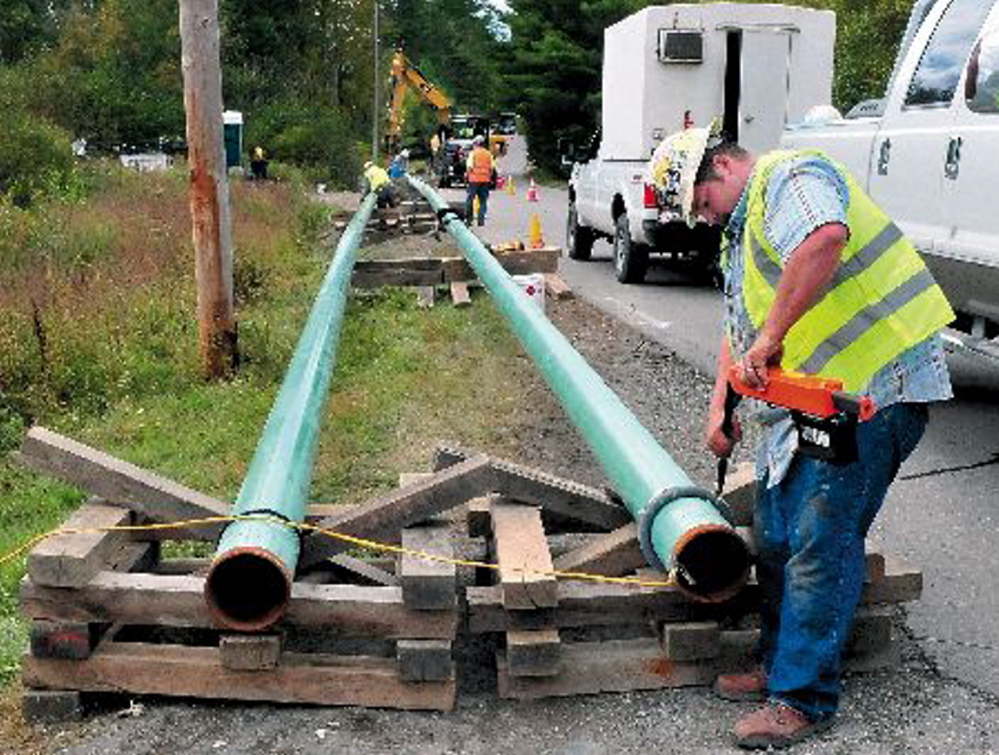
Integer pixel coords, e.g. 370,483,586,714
21,214,999,754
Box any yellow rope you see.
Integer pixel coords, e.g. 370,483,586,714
0,513,677,589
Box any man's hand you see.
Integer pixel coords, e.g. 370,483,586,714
705,406,741,459
739,331,783,389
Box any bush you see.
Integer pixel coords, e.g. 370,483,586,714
246,102,361,189
0,111,75,207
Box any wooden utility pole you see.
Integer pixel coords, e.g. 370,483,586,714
179,0,238,379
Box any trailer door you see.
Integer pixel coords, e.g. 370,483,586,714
738,29,793,153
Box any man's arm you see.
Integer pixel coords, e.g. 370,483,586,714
706,336,742,458
741,222,847,387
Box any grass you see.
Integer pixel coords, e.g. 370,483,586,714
0,160,538,704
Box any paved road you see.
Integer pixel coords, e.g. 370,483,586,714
440,135,999,699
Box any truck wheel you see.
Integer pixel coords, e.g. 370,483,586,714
613,215,648,283
567,200,595,260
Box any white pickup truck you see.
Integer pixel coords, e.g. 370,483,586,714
782,0,999,362
566,3,835,283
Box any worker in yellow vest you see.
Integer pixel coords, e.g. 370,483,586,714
464,134,496,226
649,128,954,749
362,160,395,208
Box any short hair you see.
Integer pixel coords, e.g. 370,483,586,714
695,141,749,184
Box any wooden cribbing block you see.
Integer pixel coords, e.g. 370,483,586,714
497,638,716,700
847,606,893,657
416,286,435,309
466,495,492,538
16,427,230,540
506,629,561,677
397,639,454,682
27,501,133,588
22,689,83,723
299,454,493,569
440,248,559,281
24,642,456,711
30,620,103,660
400,525,456,609
660,621,721,662
450,281,471,307
543,273,573,300
491,499,557,609
552,522,644,578
220,633,283,671
351,259,444,288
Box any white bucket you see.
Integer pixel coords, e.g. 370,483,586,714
512,273,546,313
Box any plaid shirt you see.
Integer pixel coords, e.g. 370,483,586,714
721,154,953,487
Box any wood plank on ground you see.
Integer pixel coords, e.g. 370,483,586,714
399,525,456,609
449,281,471,307
497,638,716,700
416,286,435,309
491,498,557,609
219,633,282,671
21,575,457,639
543,273,573,300
298,454,493,569
15,427,230,540
351,258,444,288
24,642,455,711
27,502,134,588
434,446,629,531
440,248,559,281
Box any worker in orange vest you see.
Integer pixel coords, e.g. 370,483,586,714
464,134,496,226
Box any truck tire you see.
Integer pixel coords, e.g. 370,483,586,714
566,199,595,260
613,215,648,283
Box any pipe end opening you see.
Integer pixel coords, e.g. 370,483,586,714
674,526,751,603
205,549,291,631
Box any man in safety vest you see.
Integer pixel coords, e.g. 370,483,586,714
362,160,395,209
464,134,495,226
649,128,954,748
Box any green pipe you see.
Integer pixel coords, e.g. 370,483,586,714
204,192,378,630
409,176,748,601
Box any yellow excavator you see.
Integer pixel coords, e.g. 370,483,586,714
386,48,452,156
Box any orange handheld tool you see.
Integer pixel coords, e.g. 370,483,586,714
726,366,876,422
723,365,877,466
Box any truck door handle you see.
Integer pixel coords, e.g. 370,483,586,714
944,136,962,180
877,138,891,175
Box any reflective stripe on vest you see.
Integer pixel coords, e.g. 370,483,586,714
740,150,954,391
468,148,493,183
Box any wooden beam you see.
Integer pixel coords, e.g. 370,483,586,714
434,446,630,531
326,554,399,587
399,525,456,609
397,639,454,683
491,499,557,609
24,642,455,711
552,523,644,578
16,427,229,539
299,454,493,569
497,638,717,700
21,574,458,639
27,501,133,587
506,628,561,677
219,633,282,671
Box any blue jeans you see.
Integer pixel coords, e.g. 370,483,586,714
755,402,929,721
465,183,490,225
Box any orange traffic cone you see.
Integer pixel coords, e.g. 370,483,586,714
526,178,539,202
528,213,544,248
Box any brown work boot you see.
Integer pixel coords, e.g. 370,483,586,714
734,703,834,749
713,668,767,702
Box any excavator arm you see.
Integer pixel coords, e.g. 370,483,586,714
387,49,452,154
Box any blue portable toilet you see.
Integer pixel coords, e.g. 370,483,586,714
223,110,243,169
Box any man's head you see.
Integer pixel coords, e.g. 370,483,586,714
400,148,410,158
363,160,373,170
473,135,485,147
690,142,753,227
648,128,752,227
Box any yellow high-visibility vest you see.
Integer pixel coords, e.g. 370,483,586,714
364,164,391,191
739,150,954,391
